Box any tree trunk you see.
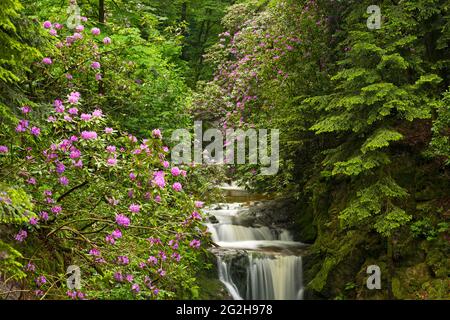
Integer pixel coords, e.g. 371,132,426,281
99,0,105,24
98,0,105,95
181,1,188,60
386,235,394,299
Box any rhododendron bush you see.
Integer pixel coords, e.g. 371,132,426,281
0,21,209,300
24,8,190,138
1,101,209,299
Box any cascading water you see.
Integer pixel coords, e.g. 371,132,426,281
207,198,306,300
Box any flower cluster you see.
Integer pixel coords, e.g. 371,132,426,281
0,18,208,300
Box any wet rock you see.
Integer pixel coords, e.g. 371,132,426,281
208,215,219,224
238,198,296,230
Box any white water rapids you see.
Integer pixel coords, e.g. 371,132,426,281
206,200,305,300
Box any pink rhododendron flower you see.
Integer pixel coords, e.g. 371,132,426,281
54,23,63,30
129,172,136,180
189,239,201,249
128,134,137,143
40,211,49,221
106,145,116,153
172,253,181,262
30,126,41,136
191,211,202,220
158,251,167,261
125,274,134,282
181,170,187,177
194,201,204,208
15,230,28,242
105,127,113,134
35,290,44,297
70,149,81,159
56,162,65,174
105,235,115,245
35,275,47,286
26,262,36,272
66,73,73,80
117,256,129,265
80,113,92,121
107,158,117,166
147,256,157,265
113,272,123,282
42,57,52,65
21,106,31,114
73,159,83,168
111,229,122,239
129,204,140,213
68,91,80,104
152,129,162,139
53,99,64,112
95,73,102,81
103,37,111,44
27,177,36,185
171,167,181,176
89,248,100,256
49,29,57,36
91,61,101,69
16,123,26,132
154,195,161,203
75,25,84,32
91,27,101,35
0,146,8,153
68,107,78,115
172,182,182,192
81,16,88,22
152,171,165,188
92,109,103,117
29,217,38,225
66,35,75,44
115,214,130,227
59,176,69,186
131,284,140,293
162,161,169,168
43,21,52,29
80,131,97,140
51,206,62,215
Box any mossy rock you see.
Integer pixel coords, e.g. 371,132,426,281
425,246,449,278
420,279,450,299
197,273,231,300
392,263,431,299
295,207,317,243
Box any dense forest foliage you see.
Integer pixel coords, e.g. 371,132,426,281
1,0,449,300
193,0,449,299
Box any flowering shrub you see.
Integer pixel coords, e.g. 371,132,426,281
25,8,191,138
0,21,209,300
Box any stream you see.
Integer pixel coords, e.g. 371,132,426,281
206,185,307,300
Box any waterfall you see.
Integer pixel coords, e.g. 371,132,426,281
246,255,303,300
217,257,243,300
208,201,305,300
213,225,278,242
